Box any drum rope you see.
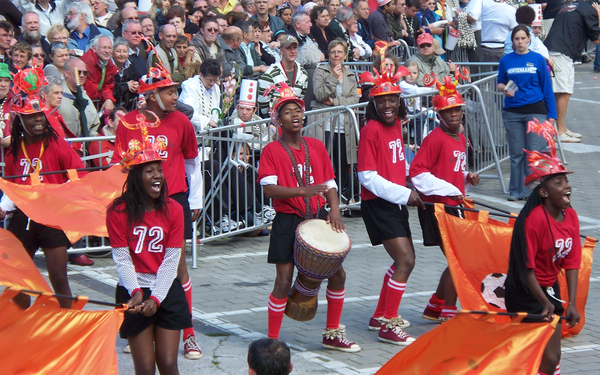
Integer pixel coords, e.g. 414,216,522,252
294,277,321,297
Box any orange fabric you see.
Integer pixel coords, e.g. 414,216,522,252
376,313,559,375
0,165,126,243
434,203,514,316
435,203,595,335
559,236,596,337
0,288,124,375
0,229,52,293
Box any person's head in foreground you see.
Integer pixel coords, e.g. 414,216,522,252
248,338,293,375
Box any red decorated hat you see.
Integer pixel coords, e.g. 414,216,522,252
358,41,408,97
524,118,572,186
138,62,178,94
264,82,305,123
423,67,469,111
10,65,49,115
117,113,166,170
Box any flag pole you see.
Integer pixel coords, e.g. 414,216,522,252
458,309,569,321
19,288,124,308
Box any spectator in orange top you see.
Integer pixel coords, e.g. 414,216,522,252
81,34,118,112
88,107,125,167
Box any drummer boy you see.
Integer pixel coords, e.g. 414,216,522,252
257,83,361,353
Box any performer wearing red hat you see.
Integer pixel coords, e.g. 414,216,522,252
505,118,580,375
410,70,480,323
110,62,203,360
257,83,361,352
357,41,424,345
107,119,192,375
0,66,86,309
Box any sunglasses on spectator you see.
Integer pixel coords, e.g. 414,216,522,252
419,43,432,48
204,27,219,33
127,30,143,35
76,70,89,77
33,53,45,58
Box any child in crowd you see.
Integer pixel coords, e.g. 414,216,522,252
409,71,480,323
505,119,581,375
399,60,434,146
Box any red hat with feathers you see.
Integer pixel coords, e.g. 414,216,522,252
10,63,49,115
524,118,572,186
423,67,469,111
358,41,408,97
117,113,166,170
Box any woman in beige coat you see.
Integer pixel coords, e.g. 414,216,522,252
311,39,359,202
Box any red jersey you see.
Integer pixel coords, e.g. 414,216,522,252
4,137,86,185
111,110,199,195
357,119,407,201
258,137,335,216
409,127,467,206
106,198,184,274
525,205,581,287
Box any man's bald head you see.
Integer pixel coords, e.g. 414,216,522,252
222,26,243,48
159,24,178,49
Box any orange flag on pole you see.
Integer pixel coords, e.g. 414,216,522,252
0,165,126,243
0,288,124,375
376,313,559,375
435,203,596,335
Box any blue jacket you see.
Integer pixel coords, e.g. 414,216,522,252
498,51,557,119
68,24,113,54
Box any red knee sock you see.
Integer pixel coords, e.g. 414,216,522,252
182,280,195,339
427,293,444,313
326,288,345,329
373,264,395,318
384,278,406,319
268,294,287,339
441,305,457,319
554,363,560,375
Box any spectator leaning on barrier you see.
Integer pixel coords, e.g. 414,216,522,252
257,35,309,118
59,57,100,137
66,2,113,55
14,0,75,36
406,33,455,87
178,58,222,131
81,34,118,112
546,1,600,143
148,24,186,83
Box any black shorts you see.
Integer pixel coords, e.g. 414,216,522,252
418,204,463,247
361,198,411,246
170,192,193,240
267,208,327,264
7,209,71,251
505,281,564,323
116,278,192,338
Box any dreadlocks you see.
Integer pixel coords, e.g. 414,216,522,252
365,94,408,125
9,113,58,164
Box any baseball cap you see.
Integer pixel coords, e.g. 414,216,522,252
280,35,299,48
378,0,392,6
433,39,445,55
417,33,434,46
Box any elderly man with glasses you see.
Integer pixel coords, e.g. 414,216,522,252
190,17,225,67
81,34,118,112
66,2,113,55
59,57,100,137
122,19,149,77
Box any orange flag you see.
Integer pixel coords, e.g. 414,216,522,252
559,236,597,337
376,313,559,375
435,203,596,335
0,229,52,293
0,288,124,375
0,165,126,243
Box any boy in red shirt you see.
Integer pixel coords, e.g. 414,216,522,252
110,63,203,360
258,83,360,352
505,118,581,375
409,72,480,322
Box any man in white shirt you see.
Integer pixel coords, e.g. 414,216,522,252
480,0,517,63
466,0,483,63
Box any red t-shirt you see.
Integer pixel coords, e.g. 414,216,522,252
357,119,407,201
409,127,467,206
4,137,86,185
88,127,115,167
525,205,581,287
106,198,184,274
258,137,335,216
111,110,199,195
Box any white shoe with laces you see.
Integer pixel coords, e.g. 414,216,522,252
559,133,581,143
565,129,582,138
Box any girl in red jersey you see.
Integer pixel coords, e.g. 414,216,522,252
357,42,424,346
0,67,85,309
505,119,581,375
258,83,360,353
409,72,480,323
107,123,192,375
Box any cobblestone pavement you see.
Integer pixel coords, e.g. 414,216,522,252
32,66,600,374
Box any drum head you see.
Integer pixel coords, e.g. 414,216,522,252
297,219,351,254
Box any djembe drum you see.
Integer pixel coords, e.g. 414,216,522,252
285,219,351,321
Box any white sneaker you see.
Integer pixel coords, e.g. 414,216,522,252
559,133,581,143
219,215,238,233
565,129,582,138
